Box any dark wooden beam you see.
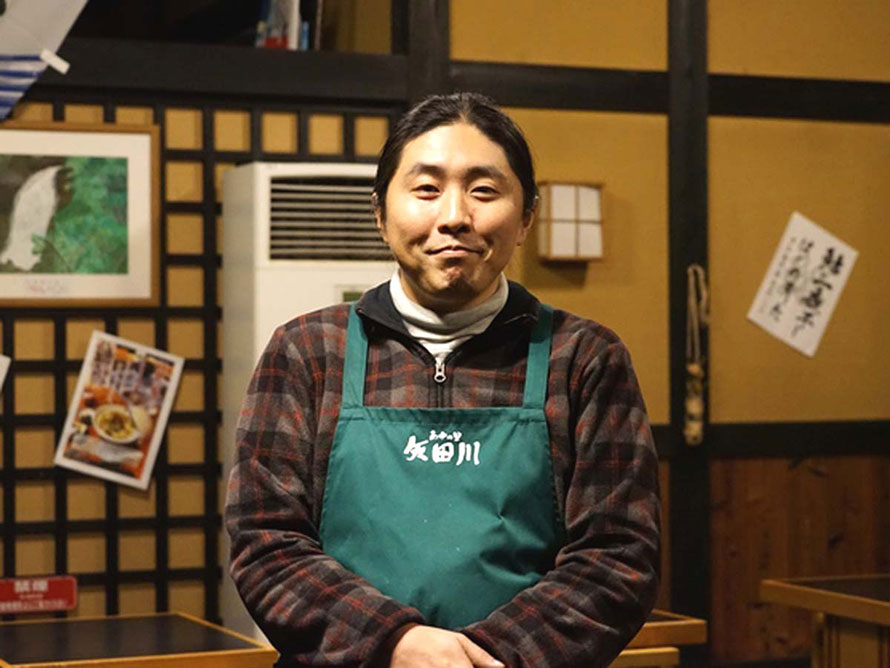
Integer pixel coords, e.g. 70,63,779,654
36,38,407,104
667,0,711,632
391,0,409,55
710,73,890,123
449,61,667,112
406,0,450,102
709,421,890,458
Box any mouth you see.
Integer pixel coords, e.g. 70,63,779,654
427,245,483,256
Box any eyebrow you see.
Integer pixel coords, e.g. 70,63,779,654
403,163,508,182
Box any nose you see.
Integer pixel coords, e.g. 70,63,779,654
437,187,471,234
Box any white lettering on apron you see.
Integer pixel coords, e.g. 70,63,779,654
403,430,482,466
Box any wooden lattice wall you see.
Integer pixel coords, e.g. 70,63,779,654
1,94,400,622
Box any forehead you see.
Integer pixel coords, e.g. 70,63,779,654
395,122,515,175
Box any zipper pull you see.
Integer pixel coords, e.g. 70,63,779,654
434,359,447,384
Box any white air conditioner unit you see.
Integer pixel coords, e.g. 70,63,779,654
219,162,395,641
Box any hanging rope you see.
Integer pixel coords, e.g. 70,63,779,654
684,263,709,446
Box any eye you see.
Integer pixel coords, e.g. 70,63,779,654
471,185,498,199
412,183,440,197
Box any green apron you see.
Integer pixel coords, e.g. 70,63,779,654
319,304,561,629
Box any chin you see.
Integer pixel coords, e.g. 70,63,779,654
434,268,478,294
425,277,489,311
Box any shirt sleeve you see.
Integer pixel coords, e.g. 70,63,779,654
462,338,661,668
224,323,424,666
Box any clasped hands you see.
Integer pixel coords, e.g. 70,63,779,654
388,623,504,668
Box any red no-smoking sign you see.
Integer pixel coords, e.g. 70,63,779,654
0,576,77,613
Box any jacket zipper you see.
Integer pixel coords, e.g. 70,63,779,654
354,306,534,408
434,359,447,384
433,348,466,405
362,326,446,405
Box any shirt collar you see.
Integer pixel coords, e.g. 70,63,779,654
355,277,540,336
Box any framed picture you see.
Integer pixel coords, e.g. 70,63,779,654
0,122,159,306
54,331,183,490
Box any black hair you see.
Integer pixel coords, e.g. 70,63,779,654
373,92,537,219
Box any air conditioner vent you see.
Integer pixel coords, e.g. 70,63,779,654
269,175,390,260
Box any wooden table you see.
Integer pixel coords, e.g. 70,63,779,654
0,612,278,668
610,609,708,668
0,609,702,668
761,574,890,668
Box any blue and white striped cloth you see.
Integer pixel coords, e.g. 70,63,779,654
0,54,47,120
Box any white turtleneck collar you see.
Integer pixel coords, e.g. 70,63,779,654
389,270,508,364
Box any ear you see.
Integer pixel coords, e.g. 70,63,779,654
372,193,388,243
516,197,538,246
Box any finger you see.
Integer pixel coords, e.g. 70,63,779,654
456,634,505,668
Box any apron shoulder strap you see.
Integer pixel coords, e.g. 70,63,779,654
342,305,367,409
522,304,553,410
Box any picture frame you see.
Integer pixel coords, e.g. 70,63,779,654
0,121,160,306
54,331,183,490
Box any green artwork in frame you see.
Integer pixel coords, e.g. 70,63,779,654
0,122,159,306
0,154,128,274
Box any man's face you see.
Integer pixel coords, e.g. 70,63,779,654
376,122,532,313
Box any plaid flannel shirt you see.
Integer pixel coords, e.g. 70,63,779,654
225,281,660,668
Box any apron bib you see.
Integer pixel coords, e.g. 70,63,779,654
319,305,561,629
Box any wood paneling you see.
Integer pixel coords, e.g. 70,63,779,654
117,318,156,350
451,0,667,71
261,112,298,154
710,0,890,82
709,117,890,422
12,321,53,360
65,319,106,359
165,108,202,149
710,456,890,663
214,111,250,152
308,113,345,155
822,616,890,668
14,375,53,414
503,107,670,424
13,428,55,469
355,116,389,157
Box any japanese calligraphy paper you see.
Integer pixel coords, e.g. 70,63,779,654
0,354,9,390
747,211,858,357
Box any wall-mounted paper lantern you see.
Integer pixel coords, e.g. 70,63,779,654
536,182,603,261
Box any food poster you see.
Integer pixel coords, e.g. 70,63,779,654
747,211,858,357
54,332,183,489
